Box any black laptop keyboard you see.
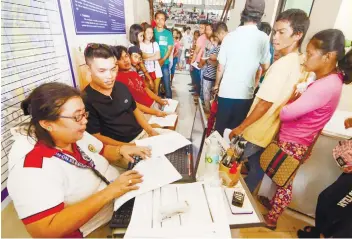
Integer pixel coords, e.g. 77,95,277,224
110,198,135,229
110,146,192,229
165,145,190,174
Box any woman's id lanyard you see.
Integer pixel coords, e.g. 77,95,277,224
54,146,110,185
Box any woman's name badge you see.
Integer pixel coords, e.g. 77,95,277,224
88,144,97,153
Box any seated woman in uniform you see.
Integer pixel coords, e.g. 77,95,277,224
7,82,151,238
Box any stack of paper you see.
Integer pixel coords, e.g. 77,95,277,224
114,155,182,211
148,114,178,127
162,99,179,113
124,183,231,238
135,131,191,156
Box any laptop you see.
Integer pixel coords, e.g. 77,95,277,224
165,99,207,182
110,99,207,229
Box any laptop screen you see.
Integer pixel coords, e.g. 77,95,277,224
190,99,207,169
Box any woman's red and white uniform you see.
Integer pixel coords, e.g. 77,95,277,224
7,129,119,237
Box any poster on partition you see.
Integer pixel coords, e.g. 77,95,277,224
71,0,126,34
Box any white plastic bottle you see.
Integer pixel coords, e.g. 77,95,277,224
204,138,221,185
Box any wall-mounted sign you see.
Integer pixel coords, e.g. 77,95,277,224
71,0,126,34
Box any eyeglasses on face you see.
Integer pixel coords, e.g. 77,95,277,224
58,112,89,122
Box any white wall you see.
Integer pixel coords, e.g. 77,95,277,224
334,0,352,40
227,0,279,31
301,0,343,51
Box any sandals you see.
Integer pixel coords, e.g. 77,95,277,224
263,215,277,230
258,196,272,210
297,226,320,238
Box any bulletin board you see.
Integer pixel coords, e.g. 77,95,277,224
1,0,75,208
70,0,126,34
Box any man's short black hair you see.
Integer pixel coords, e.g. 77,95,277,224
213,21,228,33
128,45,142,56
155,10,167,20
240,9,262,24
258,22,272,36
111,45,128,61
186,26,191,30
84,43,114,65
276,9,310,46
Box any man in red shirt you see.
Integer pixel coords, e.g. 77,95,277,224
113,46,169,117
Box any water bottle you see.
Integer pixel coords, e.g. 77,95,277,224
204,138,221,185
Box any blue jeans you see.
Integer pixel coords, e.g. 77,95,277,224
190,67,201,95
200,68,204,101
171,57,178,75
242,143,265,193
215,97,252,137
161,64,172,98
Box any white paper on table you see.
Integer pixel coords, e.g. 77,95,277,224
124,182,231,238
148,114,178,127
323,110,352,138
162,99,179,113
223,128,232,145
113,155,182,211
136,131,191,156
206,130,230,157
191,61,200,70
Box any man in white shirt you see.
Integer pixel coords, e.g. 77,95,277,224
213,0,271,136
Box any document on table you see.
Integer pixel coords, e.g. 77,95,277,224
223,128,232,145
113,155,182,211
136,131,191,156
162,99,179,113
148,114,178,127
124,182,231,238
206,130,230,157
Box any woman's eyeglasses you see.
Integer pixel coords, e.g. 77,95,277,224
58,112,89,122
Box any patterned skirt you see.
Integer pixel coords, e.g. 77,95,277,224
277,141,309,161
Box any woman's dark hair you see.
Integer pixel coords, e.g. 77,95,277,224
111,45,128,60
140,22,148,30
276,9,310,47
259,22,271,36
142,23,155,42
129,24,143,47
177,30,182,39
312,29,352,84
21,82,81,147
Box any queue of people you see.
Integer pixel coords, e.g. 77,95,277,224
5,1,352,238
